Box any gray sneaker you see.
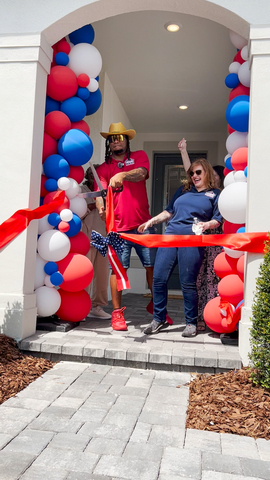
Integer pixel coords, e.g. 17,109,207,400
144,320,169,335
182,324,197,337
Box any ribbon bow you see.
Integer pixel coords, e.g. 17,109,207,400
91,230,124,257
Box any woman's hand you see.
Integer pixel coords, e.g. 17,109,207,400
178,138,187,153
198,220,219,232
138,219,154,233
98,205,106,222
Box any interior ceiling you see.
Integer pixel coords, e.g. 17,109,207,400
92,10,236,134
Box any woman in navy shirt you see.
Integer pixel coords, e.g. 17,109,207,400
138,159,222,337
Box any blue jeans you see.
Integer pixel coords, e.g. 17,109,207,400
152,246,205,325
112,227,156,269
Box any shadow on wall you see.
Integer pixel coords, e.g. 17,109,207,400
1,301,23,337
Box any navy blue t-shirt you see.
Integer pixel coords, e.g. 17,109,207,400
165,185,222,235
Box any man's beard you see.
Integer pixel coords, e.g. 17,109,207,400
113,148,126,156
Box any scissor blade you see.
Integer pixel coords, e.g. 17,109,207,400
78,191,103,199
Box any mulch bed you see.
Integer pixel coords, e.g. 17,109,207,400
186,368,270,439
0,334,55,405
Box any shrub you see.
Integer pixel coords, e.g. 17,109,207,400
249,237,270,390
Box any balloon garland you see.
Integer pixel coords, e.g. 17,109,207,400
204,30,250,332
36,24,102,321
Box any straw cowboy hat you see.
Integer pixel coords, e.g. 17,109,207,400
100,122,136,140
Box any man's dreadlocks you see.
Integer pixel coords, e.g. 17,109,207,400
104,136,131,164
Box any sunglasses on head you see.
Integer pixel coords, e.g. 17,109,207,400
108,134,125,143
190,169,202,177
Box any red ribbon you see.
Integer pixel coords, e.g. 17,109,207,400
0,191,65,250
106,187,130,291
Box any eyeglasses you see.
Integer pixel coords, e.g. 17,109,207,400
108,134,125,143
190,169,202,177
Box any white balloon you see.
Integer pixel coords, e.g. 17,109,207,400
224,153,231,164
58,177,71,191
68,43,102,79
238,61,250,87
87,78,99,93
234,170,247,183
224,171,236,188
229,31,248,50
34,254,46,289
60,208,73,222
65,178,80,199
229,62,240,74
241,45,249,61
38,215,54,235
218,182,247,224
223,247,244,259
37,230,70,262
36,286,61,317
226,131,248,155
44,275,54,288
69,196,88,218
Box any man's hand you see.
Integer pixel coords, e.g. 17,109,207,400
109,172,125,188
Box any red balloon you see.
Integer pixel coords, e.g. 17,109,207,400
57,253,93,292
44,111,71,140
214,252,238,278
47,66,78,102
218,274,244,306
231,147,248,171
68,165,85,184
223,167,231,177
58,221,70,233
233,51,245,65
203,296,236,334
56,289,91,322
223,221,245,234
227,124,235,134
40,175,49,197
43,191,70,214
42,132,58,163
70,120,90,136
77,73,90,87
229,84,250,102
237,254,245,281
54,38,71,54
69,231,90,255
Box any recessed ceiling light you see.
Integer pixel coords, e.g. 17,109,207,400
179,105,188,110
164,22,181,33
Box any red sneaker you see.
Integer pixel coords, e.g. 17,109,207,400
166,314,173,325
111,307,127,331
146,299,154,314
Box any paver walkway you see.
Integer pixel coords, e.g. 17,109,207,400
19,294,242,372
0,361,270,480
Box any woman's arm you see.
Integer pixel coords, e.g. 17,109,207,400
198,219,220,233
178,138,191,172
138,210,172,233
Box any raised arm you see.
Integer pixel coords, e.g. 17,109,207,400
178,138,191,173
109,167,147,188
138,210,172,233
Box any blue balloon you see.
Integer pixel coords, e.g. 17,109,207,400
69,24,95,45
225,156,233,170
244,166,248,177
236,299,244,309
50,271,63,286
44,178,58,192
48,213,61,227
44,261,58,275
84,89,102,116
55,52,69,66
58,129,93,166
77,87,90,100
60,97,87,123
237,227,246,233
225,73,239,89
226,95,250,133
63,213,82,238
45,96,60,115
40,197,44,206
95,76,99,81
43,154,70,179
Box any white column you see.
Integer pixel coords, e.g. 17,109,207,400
239,26,270,365
0,34,52,340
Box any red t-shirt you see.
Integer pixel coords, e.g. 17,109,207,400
95,150,151,232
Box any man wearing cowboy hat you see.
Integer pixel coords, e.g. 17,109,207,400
95,122,155,331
